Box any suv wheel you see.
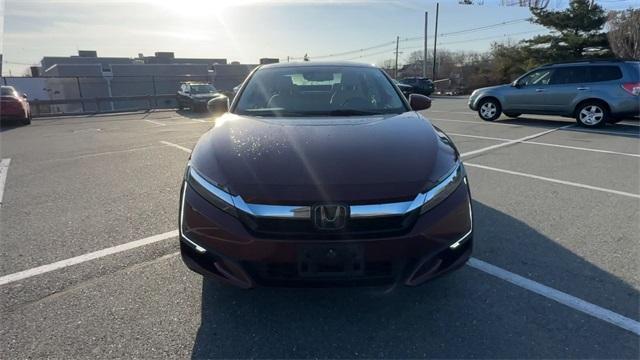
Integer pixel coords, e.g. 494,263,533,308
576,102,608,128
478,98,501,121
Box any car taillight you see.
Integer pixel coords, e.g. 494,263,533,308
622,82,640,96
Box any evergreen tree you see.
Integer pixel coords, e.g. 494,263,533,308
523,0,612,61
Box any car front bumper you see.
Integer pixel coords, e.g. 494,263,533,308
179,181,473,288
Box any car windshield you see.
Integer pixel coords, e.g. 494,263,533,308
234,66,407,117
190,84,216,94
1,87,16,96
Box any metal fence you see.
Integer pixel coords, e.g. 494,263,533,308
1,75,233,117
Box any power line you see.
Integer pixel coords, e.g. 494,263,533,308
294,17,531,61
346,29,544,62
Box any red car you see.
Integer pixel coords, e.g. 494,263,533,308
1,86,31,125
180,63,472,288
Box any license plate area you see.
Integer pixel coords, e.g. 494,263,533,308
298,245,364,277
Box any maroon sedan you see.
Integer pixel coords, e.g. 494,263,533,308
180,63,473,288
0,86,31,125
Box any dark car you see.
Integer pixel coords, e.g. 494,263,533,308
469,59,640,127
399,77,435,96
393,79,414,99
0,86,31,125
179,62,473,288
177,82,226,112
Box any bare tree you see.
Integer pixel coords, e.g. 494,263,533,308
607,9,640,59
460,0,548,7
500,0,550,8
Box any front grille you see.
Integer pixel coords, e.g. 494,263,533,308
238,211,419,240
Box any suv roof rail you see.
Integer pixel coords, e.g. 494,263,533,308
541,58,633,67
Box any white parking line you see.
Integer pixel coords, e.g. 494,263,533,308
0,158,11,206
460,125,572,158
0,230,178,286
449,132,640,158
431,118,523,127
160,141,192,153
468,258,640,335
429,110,474,115
144,119,166,126
432,117,640,136
0,226,637,335
465,163,640,199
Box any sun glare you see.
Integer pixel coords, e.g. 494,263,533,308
150,0,262,16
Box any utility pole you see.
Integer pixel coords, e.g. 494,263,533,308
394,36,400,79
432,2,439,81
423,12,428,78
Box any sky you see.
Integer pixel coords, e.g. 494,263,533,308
1,0,639,76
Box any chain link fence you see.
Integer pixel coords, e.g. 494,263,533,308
1,74,229,116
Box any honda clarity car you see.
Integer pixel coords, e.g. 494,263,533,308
179,62,473,288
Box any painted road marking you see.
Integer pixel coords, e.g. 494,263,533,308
0,158,11,206
465,163,640,199
159,141,192,153
431,117,524,127
1,228,637,336
144,119,166,126
460,125,572,158
448,132,640,158
0,230,178,286
468,258,640,336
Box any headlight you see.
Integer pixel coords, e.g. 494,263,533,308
185,165,238,217
418,161,466,214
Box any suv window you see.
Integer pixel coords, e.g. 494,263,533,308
518,69,553,86
588,66,622,82
550,67,589,85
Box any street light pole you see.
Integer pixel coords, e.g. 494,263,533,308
423,12,428,78
432,2,439,81
394,36,400,79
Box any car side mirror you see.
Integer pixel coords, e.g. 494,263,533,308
21,93,28,99
207,95,229,116
408,93,431,111
512,81,521,88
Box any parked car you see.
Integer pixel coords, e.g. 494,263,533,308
399,77,435,96
177,82,226,112
179,62,472,288
392,79,414,99
468,59,640,127
0,86,31,125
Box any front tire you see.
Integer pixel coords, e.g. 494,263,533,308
22,112,31,125
576,102,608,128
478,98,501,121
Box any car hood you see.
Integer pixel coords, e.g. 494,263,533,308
474,84,511,93
190,112,458,205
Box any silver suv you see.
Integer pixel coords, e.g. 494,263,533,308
468,60,640,127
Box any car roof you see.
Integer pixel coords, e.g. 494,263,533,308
540,59,634,68
258,61,378,70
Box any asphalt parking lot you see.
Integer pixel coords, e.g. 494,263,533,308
1,99,639,358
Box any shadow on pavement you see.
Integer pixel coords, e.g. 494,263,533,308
0,119,29,132
497,117,640,137
191,201,639,359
